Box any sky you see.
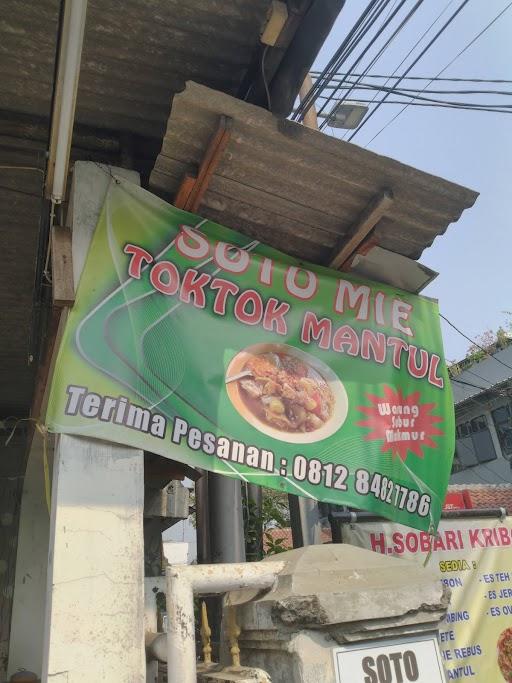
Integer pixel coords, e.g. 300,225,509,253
314,0,512,362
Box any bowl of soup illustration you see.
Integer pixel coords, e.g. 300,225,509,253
225,343,348,443
498,627,512,681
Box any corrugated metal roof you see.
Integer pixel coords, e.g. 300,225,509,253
76,0,271,136
1,0,273,138
0,150,44,413
451,345,512,406
150,82,478,265
0,0,273,415
0,1,59,121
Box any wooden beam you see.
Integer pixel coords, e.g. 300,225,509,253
174,115,233,214
51,225,75,306
174,172,197,210
329,190,394,270
341,234,380,271
30,307,66,423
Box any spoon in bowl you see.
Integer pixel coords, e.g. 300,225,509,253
225,369,253,384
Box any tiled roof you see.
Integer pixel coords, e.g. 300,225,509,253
263,526,332,551
449,484,512,512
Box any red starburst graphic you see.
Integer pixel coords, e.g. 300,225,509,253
357,385,444,462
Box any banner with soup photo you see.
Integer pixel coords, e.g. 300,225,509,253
46,177,454,531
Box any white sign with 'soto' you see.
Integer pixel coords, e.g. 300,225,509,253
332,634,446,683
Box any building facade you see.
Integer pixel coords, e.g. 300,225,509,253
450,343,512,485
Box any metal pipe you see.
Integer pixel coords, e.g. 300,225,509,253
207,474,246,653
146,632,167,663
246,484,263,561
209,473,245,563
288,494,323,547
166,573,195,683
329,507,508,526
195,470,210,564
46,0,88,204
166,561,284,683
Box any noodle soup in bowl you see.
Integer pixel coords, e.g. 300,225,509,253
226,343,348,444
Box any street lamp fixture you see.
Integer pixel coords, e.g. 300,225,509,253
325,102,368,129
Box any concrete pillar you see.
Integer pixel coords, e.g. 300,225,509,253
40,163,145,682
41,436,145,681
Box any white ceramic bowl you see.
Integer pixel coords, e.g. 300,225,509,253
226,343,348,443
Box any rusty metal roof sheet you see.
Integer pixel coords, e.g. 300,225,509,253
150,82,478,265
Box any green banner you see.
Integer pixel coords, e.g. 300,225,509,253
46,178,454,531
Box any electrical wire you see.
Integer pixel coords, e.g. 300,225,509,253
320,81,512,96
294,0,393,121
465,366,504,387
454,444,498,483
311,72,512,85
441,314,512,372
324,0,429,129
452,377,500,393
317,79,512,115
362,0,512,144
346,0,473,141
300,0,387,119
317,85,512,112
317,0,410,120
261,45,271,112
319,100,512,115
0,185,46,199
341,0,458,139
318,0,425,129
0,165,45,174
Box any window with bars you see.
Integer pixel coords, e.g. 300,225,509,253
492,404,512,458
454,414,497,468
